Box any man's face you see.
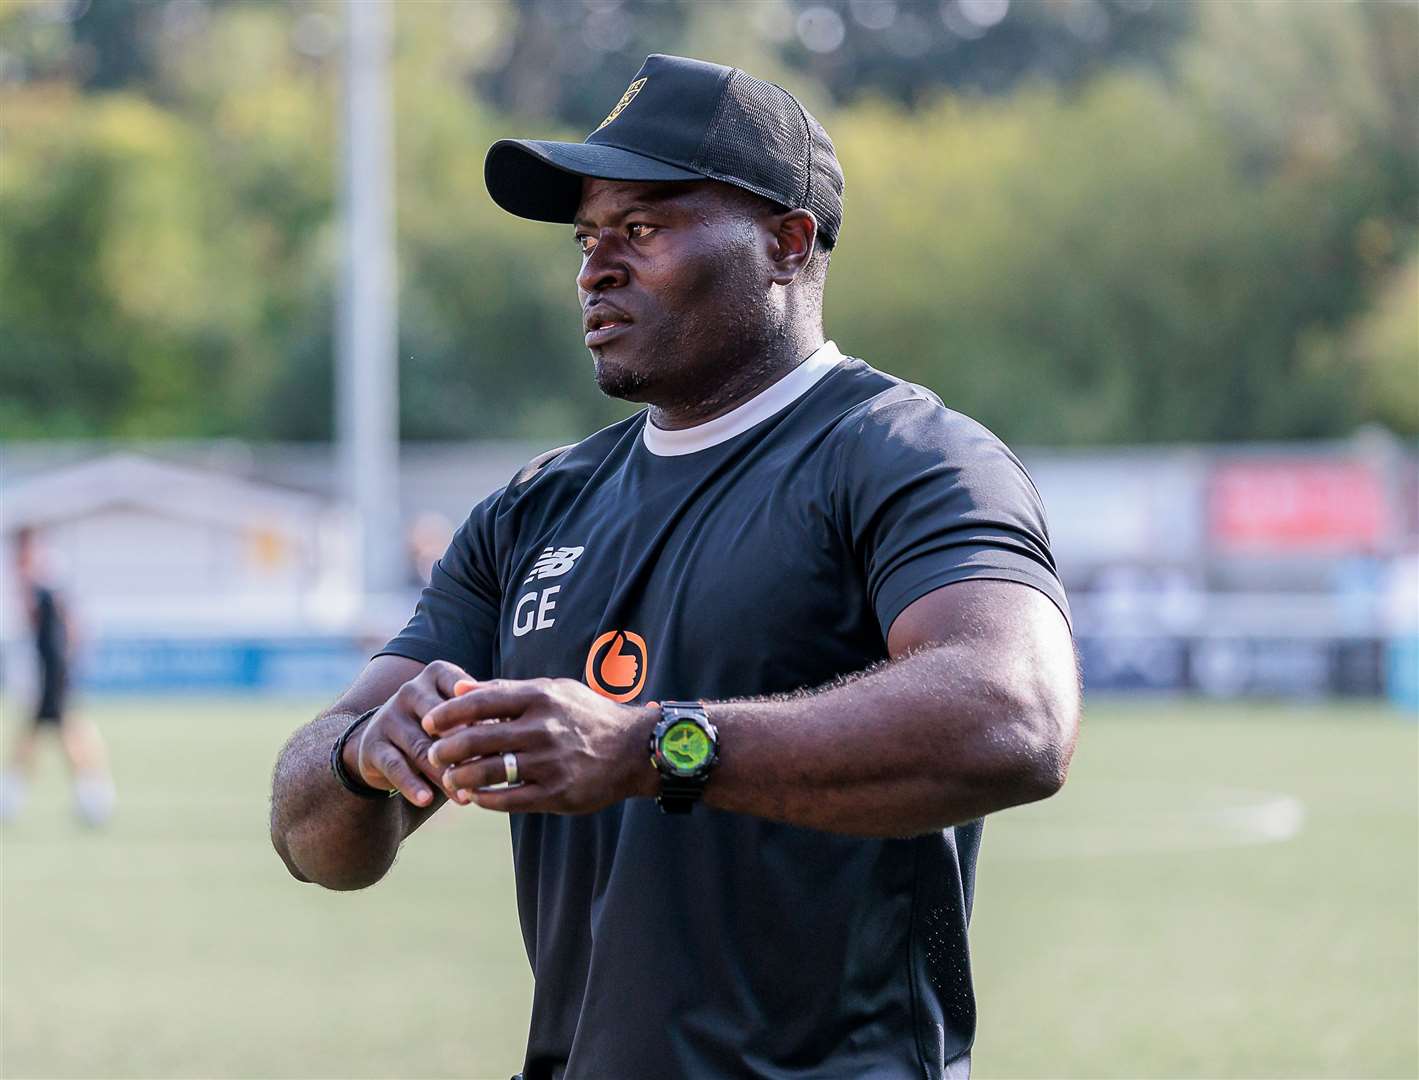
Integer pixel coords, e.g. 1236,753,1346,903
574,178,771,405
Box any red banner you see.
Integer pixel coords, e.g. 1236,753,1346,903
1209,460,1388,552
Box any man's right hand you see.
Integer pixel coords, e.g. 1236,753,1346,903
343,660,473,807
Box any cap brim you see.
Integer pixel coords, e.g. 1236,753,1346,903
484,139,703,224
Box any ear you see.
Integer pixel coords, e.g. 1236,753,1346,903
767,209,817,287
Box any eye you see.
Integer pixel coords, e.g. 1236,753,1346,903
627,223,657,240
574,232,595,255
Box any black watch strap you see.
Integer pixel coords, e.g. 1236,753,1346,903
657,775,703,815
330,707,394,800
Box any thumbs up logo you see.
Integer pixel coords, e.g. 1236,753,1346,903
600,632,639,688
585,629,648,702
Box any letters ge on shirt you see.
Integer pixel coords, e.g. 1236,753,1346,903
513,545,586,638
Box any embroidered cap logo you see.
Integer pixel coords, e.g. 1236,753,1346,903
595,77,647,131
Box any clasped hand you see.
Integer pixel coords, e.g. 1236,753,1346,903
347,660,655,814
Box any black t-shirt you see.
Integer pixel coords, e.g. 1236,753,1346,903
381,345,1068,1080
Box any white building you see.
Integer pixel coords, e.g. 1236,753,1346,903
1,452,357,638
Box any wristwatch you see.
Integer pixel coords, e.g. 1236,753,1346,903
648,701,718,814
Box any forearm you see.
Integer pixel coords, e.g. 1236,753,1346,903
686,643,1077,836
426,583,1076,833
269,712,431,890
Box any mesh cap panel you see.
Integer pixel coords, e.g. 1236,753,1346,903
697,71,844,247
804,113,845,248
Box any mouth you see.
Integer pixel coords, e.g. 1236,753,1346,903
585,322,631,347
584,308,634,348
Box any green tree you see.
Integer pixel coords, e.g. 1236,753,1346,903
0,0,1412,446
1306,252,1419,437
823,1,1416,444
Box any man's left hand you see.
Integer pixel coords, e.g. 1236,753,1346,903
422,678,657,814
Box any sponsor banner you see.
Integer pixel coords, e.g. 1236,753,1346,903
65,634,1404,700
1076,635,1189,693
1079,635,1386,698
1387,635,1419,713
1209,460,1388,553
81,637,367,693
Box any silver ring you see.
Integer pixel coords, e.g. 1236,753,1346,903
502,751,519,786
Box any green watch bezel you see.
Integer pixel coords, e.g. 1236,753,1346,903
648,702,718,812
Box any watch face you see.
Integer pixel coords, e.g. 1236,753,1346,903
660,718,712,777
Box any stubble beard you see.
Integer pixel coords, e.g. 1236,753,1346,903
592,351,652,401
591,301,784,422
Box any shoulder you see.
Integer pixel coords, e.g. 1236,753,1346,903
824,357,1026,473
441,415,644,582
508,443,577,489
817,357,1054,547
501,412,643,499
461,413,644,541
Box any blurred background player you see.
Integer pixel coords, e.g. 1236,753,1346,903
0,526,115,826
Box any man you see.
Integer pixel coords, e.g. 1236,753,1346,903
1,526,115,826
271,54,1079,1080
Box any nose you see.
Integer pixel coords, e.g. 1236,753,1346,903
577,234,628,294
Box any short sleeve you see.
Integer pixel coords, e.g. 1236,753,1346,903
376,490,504,676
836,389,1070,639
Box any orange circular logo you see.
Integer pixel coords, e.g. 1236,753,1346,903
585,629,648,702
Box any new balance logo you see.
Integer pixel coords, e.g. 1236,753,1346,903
525,546,585,583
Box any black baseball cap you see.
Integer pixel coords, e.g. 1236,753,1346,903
484,54,845,248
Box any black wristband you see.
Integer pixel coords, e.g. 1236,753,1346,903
330,707,393,800
656,776,702,814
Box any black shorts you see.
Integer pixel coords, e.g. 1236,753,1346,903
34,670,67,725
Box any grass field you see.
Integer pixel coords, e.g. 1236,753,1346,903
1,696,1415,1079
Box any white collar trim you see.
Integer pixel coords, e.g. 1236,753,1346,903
641,340,844,457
